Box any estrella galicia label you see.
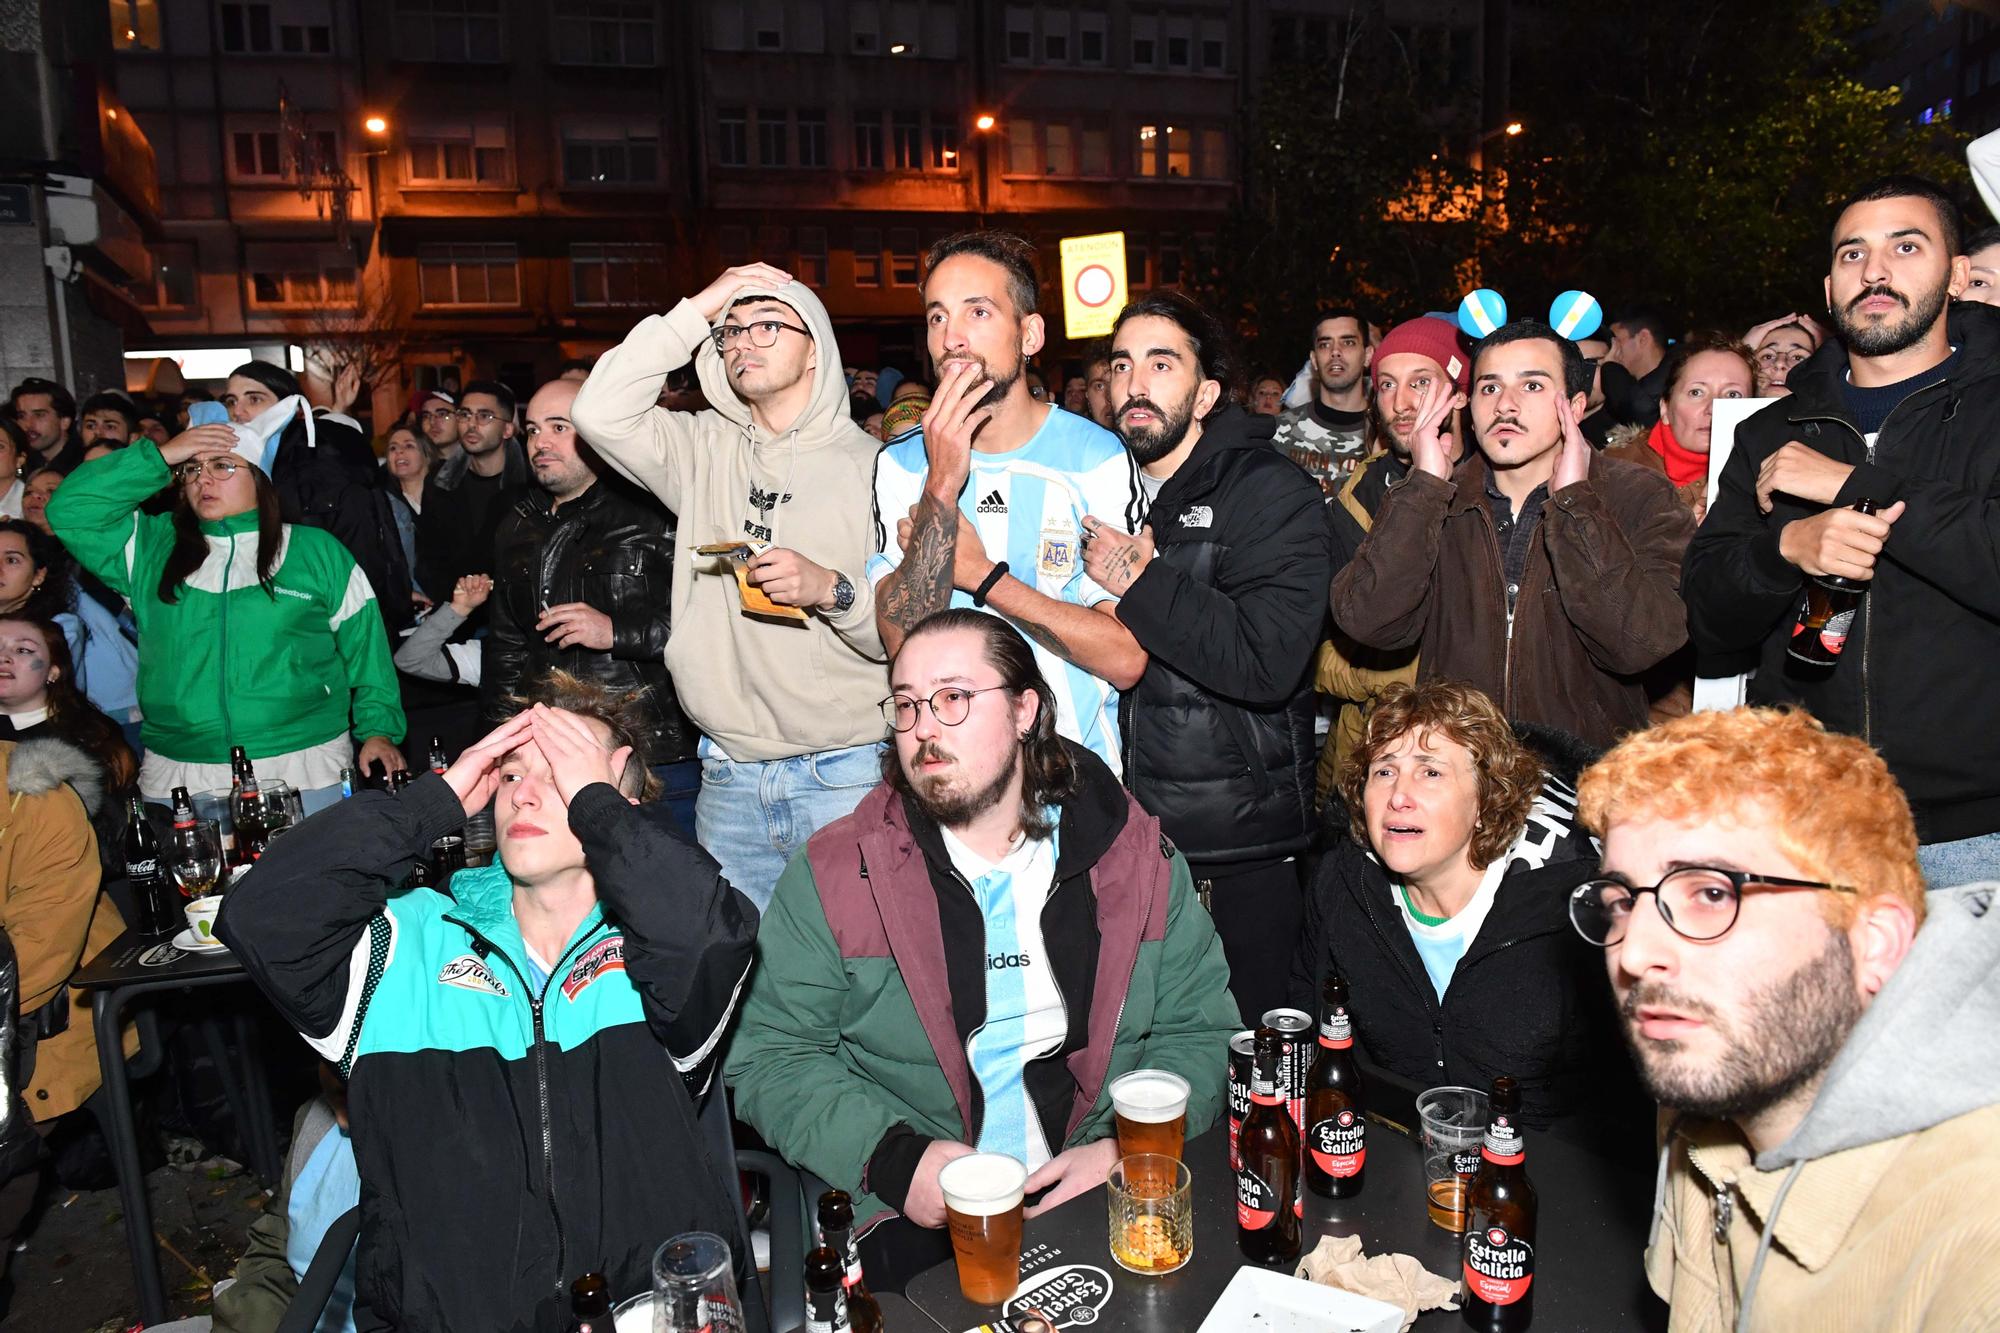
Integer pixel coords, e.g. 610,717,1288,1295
1236,1168,1280,1230
561,935,626,1002
1004,1262,1112,1329
437,953,509,998
1309,1108,1366,1177
1465,1225,1534,1305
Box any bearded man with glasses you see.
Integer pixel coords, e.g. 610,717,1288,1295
726,609,1237,1291
1575,705,2000,1333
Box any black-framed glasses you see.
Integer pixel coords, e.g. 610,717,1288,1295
879,685,1010,733
713,319,811,352
1569,867,1859,947
175,458,244,484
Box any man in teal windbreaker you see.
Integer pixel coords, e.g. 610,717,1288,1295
726,608,1239,1288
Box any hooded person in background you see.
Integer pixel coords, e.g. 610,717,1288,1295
572,262,887,910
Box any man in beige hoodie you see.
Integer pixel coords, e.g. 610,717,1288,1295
572,262,887,909
1574,707,2000,1332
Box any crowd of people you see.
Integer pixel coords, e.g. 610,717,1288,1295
0,166,1993,1332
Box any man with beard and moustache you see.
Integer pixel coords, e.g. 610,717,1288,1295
1075,290,1330,1022
483,379,699,830
725,610,1238,1287
1313,316,1472,794
1273,307,1373,487
1331,320,1693,748
9,379,84,475
416,379,529,608
1684,173,2000,887
1574,706,2000,1332
872,231,1146,774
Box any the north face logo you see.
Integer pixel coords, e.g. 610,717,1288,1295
1180,505,1214,528
975,489,1008,515
438,954,509,998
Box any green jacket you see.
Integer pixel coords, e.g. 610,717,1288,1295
46,442,404,763
725,750,1240,1226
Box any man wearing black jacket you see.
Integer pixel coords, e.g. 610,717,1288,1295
1684,174,2000,885
218,674,760,1332
485,378,699,829
1082,290,1333,1023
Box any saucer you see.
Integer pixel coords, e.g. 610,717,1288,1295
172,926,229,955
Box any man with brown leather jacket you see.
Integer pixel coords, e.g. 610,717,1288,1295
1329,320,1694,748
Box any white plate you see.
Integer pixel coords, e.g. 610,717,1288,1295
1195,1265,1406,1333
172,927,230,955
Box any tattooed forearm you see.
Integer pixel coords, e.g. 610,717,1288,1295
1010,614,1075,662
880,490,958,633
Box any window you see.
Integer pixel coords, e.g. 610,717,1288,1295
798,110,828,167
1078,10,1106,64
1131,15,1157,67
853,112,884,170
562,123,660,185
1126,239,1149,289
751,0,781,49
928,116,959,169
231,128,284,179
1135,123,1158,177
1005,5,1032,62
1157,239,1182,286
851,0,878,52
1044,123,1074,176
1080,127,1109,176
553,0,657,66
129,240,198,310
1007,119,1037,174
1199,128,1227,179
892,111,922,170
1199,17,1226,70
1042,12,1068,62
219,3,271,52
1165,125,1191,177
717,224,751,267
796,225,828,286
394,0,502,62
758,226,791,270
418,242,518,306
111,0,164,50
717,108,747,167
1165,15,1192,69
888,227,920,287
571,242,669,306
407,122,510,184
853,226,881,287
246,247,355,307
758,113,788,167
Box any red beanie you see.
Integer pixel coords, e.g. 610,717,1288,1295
1373,317,1473,394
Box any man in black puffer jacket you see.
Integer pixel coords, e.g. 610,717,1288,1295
484,379,699,827
1081,291,1333,1024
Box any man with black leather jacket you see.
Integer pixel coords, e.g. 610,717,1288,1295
484,378,699,828
1081,290,1333,1023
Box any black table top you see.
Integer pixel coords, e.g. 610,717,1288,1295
73,927,247,991
905,1119,1664,1332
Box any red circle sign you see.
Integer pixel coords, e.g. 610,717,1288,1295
1074,263,1115,308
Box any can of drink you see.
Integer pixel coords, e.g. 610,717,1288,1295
1227,1029,1255,1171
1263,1007,1314,1132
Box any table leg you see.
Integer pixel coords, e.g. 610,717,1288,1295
231,1010,282,1186
94,985,167,1325
196,1016,262,1179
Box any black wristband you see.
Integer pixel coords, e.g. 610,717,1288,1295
972,561,1009,607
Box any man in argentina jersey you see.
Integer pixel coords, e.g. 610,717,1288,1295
872,231,1147,774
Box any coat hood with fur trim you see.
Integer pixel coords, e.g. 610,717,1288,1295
6,737,106,818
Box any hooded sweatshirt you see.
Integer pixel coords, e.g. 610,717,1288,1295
1647,882,2000,1332
572,284,887,763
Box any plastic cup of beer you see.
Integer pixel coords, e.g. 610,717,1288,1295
1109,1069,1191,1162
1106,1152,1192,1275
939,1152,1028,1305
1416,1085,1490,1233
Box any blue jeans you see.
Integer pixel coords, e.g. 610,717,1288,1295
1917,831,2000,888
694,740,886,912
650,759,702,840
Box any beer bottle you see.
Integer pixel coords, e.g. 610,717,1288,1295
170,786,196,830
817,1189,883,1332
563,1271,611,1333
1788,498,1878,668
428,735,450,775
1236,1026,1301,1263
123,795,173,936
803,1240,851,1333
1462,1075,1537,1332
1303,972,1366,1199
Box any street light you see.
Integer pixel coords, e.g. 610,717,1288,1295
975,113,997,132
363,114,389,136
1504,121,1524,137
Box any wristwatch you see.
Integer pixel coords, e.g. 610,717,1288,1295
827,571,855,614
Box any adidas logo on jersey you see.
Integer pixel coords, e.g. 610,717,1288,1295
975,489,1008,515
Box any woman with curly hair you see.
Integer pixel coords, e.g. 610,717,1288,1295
1287,680,1640,1139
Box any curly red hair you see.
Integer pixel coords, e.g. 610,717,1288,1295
1576,707,1924,927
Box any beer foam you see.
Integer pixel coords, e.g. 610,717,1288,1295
939,1152,1028,1215
1110,1071,1191,1122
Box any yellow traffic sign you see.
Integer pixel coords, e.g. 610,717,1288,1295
1059,231,1127,340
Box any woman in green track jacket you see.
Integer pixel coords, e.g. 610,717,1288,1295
47,418,405,798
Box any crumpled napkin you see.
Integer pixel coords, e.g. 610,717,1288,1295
1294,1233,1460,1332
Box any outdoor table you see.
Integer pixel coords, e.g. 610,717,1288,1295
873,1290,945,1327
73,927,287,1327
904,1117,1662,1332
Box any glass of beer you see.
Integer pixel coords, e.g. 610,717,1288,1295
1109,1069,1191,1162
938,1152,1028,1305
1106,1152,1192,1275
1417,1085,1489,1232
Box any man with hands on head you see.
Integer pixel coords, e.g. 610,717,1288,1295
1683,173,2000,887
872,231,1147,774
218,672,760,1333
572,261,887,910
1331,320,1694,749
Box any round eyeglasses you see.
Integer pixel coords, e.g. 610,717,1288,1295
1569,867,1859,947
879,685,1010,733
175,458,245,484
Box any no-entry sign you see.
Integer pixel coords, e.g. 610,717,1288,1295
1059,230,1127,341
